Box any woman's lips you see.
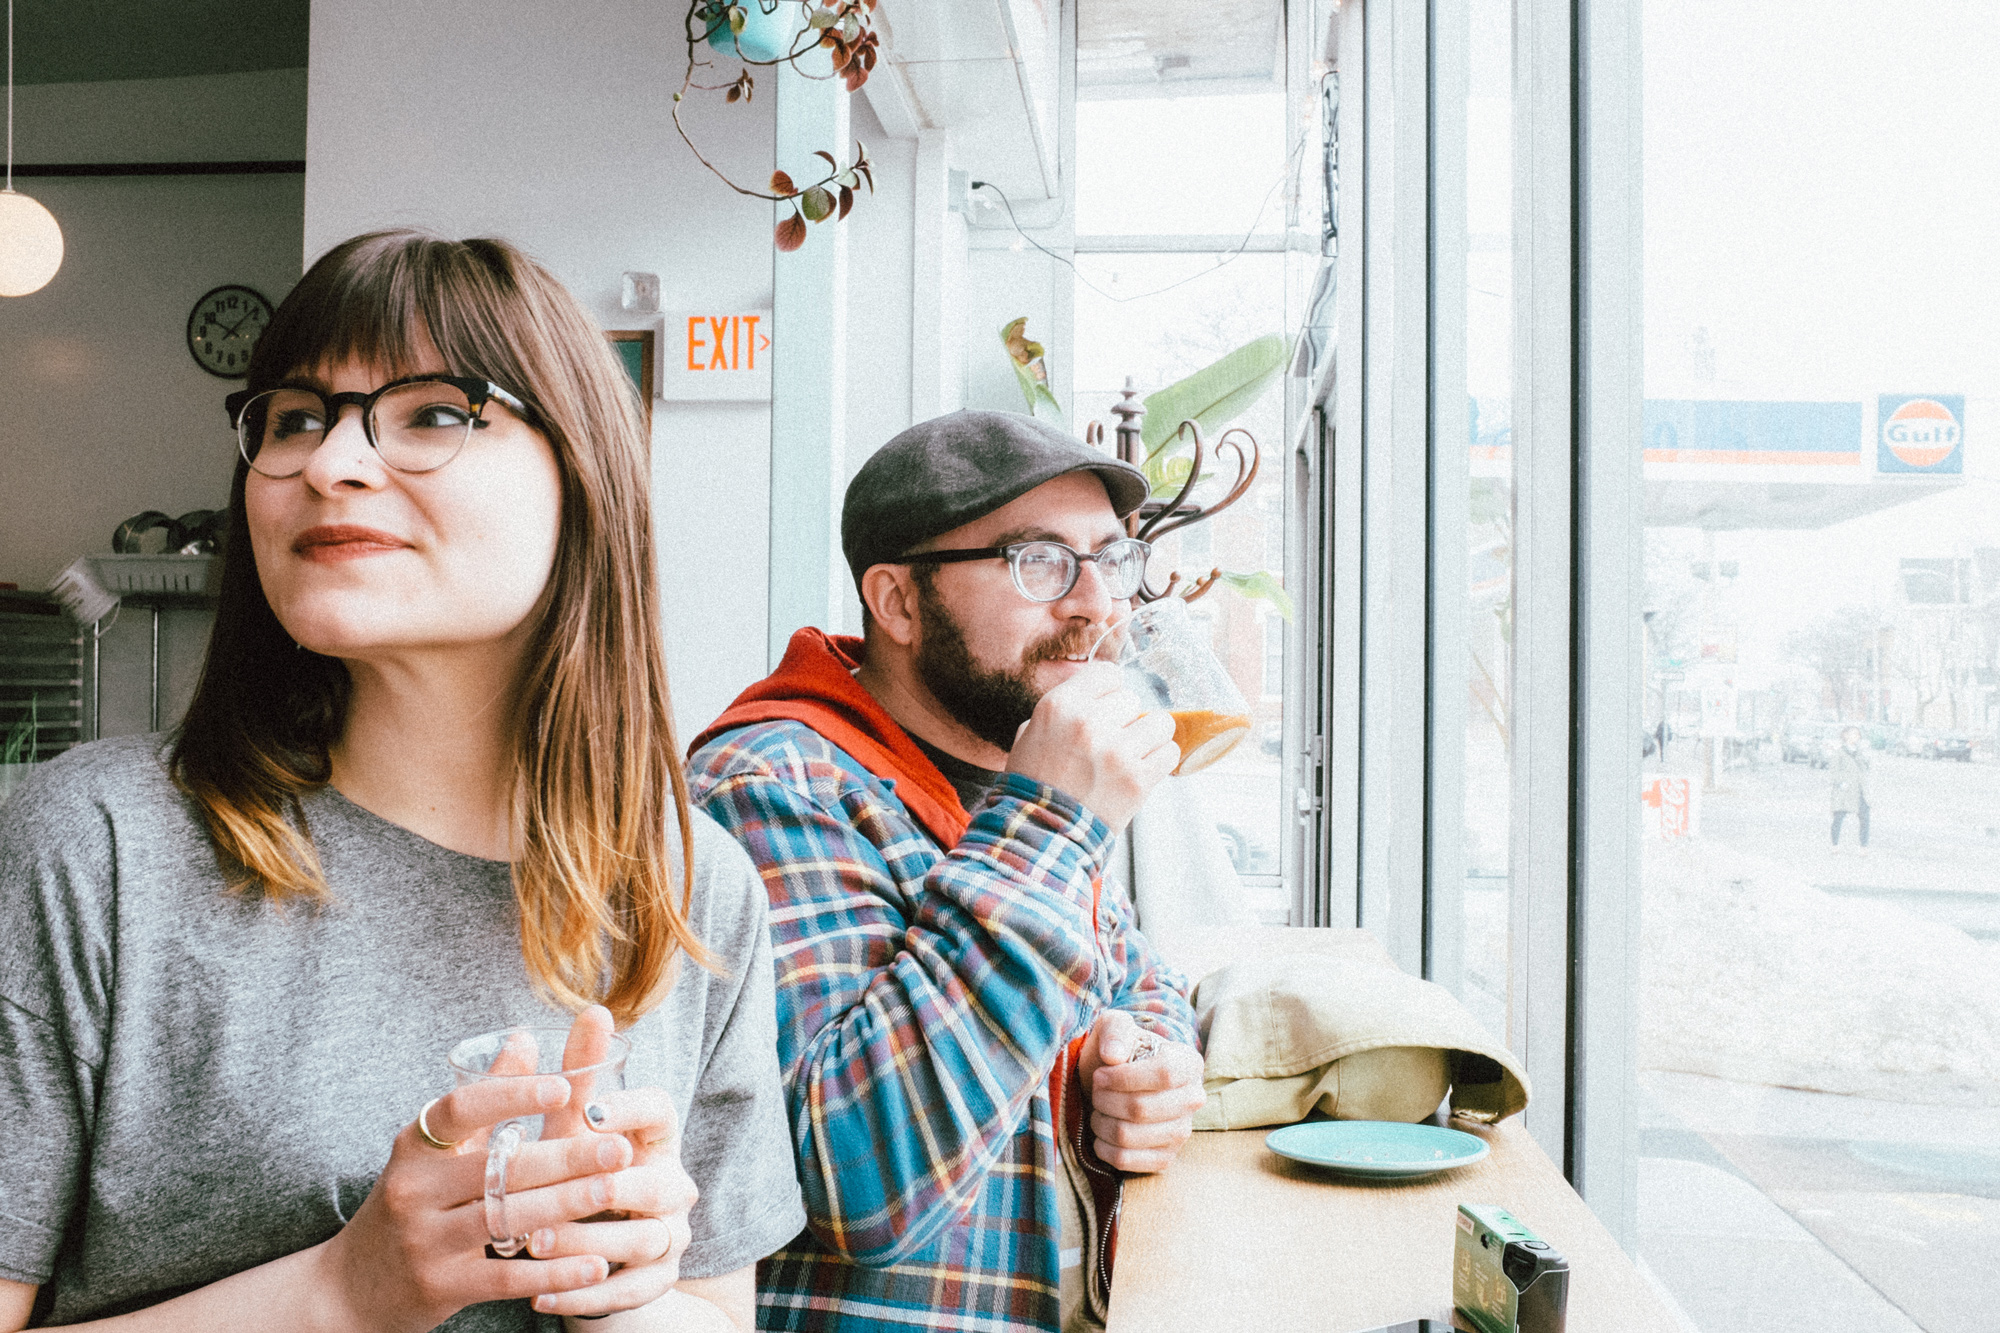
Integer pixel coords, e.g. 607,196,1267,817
292,524,412,562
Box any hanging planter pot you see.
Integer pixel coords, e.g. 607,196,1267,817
702,0,804,64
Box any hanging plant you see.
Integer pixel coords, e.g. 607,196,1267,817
674,0,881,252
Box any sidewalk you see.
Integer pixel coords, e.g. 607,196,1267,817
1639,1070,2000,1333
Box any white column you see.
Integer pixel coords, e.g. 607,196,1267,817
910,129,957,422
1572,0,1646,1250
1508,0,1577,1166
768,62,850,666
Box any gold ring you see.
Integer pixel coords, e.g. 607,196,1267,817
417,1097,459,1150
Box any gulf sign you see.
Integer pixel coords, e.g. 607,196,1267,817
661,309,774,402
1877,394,1963,474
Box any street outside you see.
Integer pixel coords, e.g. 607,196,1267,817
1634,738,2000,1332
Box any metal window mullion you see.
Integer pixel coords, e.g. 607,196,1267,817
1353,0,1433,970
1426,0,1470,989
1571,0,1645,1248
1507,0,1574,1165
1322,0,1368,927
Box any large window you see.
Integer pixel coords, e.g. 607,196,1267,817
1070,0,1306,920
1633,4,2000,1324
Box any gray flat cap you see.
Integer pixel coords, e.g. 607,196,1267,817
842,410,1149,589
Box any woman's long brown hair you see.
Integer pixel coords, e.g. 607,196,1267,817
171,230,711,1025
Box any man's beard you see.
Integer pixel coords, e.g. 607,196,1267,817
912,573,1095,753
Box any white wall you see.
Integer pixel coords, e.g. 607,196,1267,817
0,70,309,737
305,0,781,737
0,173,304,587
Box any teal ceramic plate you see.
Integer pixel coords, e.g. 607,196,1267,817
1265,1121,1490,1180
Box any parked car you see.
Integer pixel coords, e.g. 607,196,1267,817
1779,722,1820,765
1781,721,1841,767
1904,730,1974,761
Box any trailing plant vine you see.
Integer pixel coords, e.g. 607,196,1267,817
675,0,881,251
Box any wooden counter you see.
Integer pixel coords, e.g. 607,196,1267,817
1108,927,1679,1331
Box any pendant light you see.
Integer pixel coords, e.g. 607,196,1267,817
0,0,62,297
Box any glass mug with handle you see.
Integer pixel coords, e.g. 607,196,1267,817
1089,597,1253,777
447,1025,632,1258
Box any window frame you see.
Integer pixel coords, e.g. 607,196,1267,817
1295,0,1645,1246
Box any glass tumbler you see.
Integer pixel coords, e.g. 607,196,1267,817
447,1026,631,1258
1092,598,1253,777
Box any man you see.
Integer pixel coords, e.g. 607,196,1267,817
688,410,1208,1333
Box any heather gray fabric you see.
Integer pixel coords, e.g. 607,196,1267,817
0,735,804,1329
840,409,1149,590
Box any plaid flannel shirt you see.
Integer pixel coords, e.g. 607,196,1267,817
689,719,1199,1333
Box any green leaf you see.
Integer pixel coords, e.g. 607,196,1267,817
1143,453,1194,498
728,5,747,33
1216,569,1295,622
1000,317,1062,420
809,8,838,25
800,185,836,222
1140,334,1291,457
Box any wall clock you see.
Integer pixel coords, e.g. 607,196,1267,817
186,285,274,379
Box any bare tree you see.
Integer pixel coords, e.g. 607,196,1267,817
1785,605,1879,720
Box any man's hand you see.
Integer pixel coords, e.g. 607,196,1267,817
1005,662,1178,833
1076,1010,1206,1175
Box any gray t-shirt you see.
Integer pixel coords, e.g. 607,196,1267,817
0,736,805,1327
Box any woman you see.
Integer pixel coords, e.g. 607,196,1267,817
1829,724,1872,853
0,232,803,1329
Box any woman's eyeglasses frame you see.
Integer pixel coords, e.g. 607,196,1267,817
224,374,534,479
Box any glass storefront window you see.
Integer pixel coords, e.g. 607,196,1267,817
1071,252,1291,911
1072,14,1296,916
1636,3,2000,1324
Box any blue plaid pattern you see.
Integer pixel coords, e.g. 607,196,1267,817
690,719,1198,1332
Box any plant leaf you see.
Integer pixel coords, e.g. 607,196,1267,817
1144,454,1195,498
775,211,809,251
1216,569,1295,621
1139,333,1291,456
728,5,747,33
1000,317,1043,366
814,149,837,169
771,169,795,195
999,317,1062,420
837,185,855,220
800,185,836,222
809,8,837,26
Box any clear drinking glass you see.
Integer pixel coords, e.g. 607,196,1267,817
447,1026,631,1258
1092,598,1253,777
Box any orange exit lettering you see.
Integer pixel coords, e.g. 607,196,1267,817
685,314,768,371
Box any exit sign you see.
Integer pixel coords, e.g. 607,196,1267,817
661,310,773,401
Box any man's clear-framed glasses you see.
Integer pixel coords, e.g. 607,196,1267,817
225,375,533,479
898,537,1153,603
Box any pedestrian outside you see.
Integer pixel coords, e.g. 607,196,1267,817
1830,724,1872,853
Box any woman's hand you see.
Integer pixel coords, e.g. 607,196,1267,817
315,1068,639,1333
516,1017,701,1321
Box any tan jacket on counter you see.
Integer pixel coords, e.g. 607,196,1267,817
1190,950,1531,1130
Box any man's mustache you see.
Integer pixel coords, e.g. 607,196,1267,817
1024,626,1104,666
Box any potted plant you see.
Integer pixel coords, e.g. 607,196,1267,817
675,0,881,251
